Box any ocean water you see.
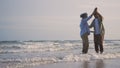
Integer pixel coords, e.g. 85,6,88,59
0,40,120,68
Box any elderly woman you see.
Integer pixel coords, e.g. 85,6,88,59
89,8,105,54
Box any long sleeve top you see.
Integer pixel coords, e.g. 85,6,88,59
80,15,92,36
89,18,105,35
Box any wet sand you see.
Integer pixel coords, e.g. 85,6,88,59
33,58,120,68
1,58,120,68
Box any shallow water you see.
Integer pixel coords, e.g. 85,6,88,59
0,40,120,68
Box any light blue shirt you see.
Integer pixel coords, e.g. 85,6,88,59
80,15,92,36
94,19,100,34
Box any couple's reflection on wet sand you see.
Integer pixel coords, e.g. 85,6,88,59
82,60,104,68
96,60,104,68
82,61,88,68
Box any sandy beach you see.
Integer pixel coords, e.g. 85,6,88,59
1,0,120,68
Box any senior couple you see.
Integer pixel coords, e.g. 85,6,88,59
80,8,105,54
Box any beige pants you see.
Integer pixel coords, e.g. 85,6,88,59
81,33,89,54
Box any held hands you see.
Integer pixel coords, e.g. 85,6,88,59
92,7,97,15
94,7,97,12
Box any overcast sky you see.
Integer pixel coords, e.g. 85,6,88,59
0,0,120,41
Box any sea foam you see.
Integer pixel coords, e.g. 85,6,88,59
0,40,120,66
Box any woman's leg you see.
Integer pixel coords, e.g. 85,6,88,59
99,35,104,54
94,34,99,53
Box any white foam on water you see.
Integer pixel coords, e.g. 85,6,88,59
0,40,120,68
1,53,120,64
1,53,120,68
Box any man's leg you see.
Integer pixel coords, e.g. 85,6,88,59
84,34,89,53
81,35,86,54
81,33,89,54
